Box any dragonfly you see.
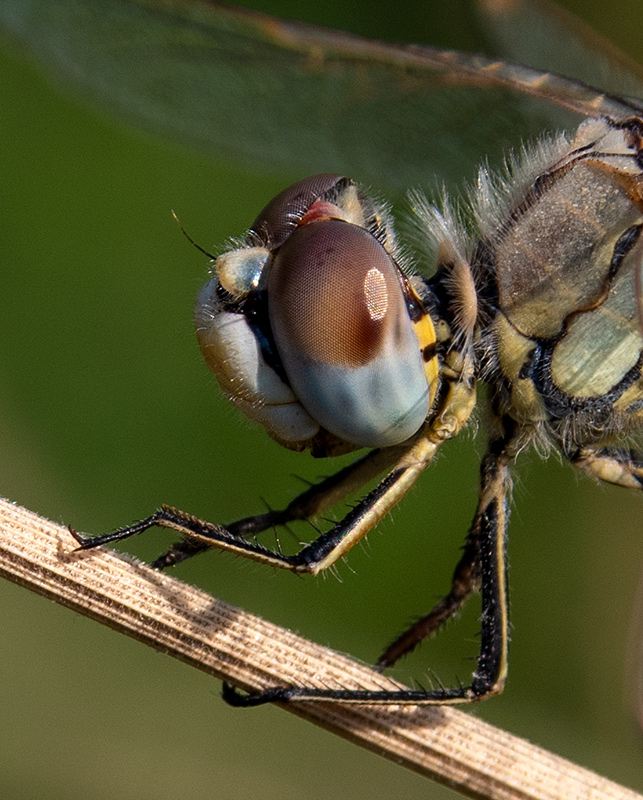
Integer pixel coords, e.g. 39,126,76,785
5,0,643,708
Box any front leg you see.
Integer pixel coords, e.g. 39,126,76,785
151,445,405,568
72,353,477,704
71,432,440,577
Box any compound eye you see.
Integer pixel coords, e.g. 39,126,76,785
251,174,344,247
268,219,431,447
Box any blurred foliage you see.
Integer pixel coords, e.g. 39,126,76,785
1,1,642,798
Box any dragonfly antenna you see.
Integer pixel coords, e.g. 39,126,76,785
172,210,216,259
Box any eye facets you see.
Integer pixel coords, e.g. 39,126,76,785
196,175,438,450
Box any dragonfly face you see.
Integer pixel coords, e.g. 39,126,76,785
196,174,441,453
51,0,643,707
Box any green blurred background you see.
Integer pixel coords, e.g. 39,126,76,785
1,1,642,798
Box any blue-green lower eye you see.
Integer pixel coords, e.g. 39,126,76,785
197,175,439,451
268,218,431,447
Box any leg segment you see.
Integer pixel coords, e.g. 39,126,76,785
151,445,404,568
71,433,440,577
377,427,515,675
226,432,514,706
570,446,643,490
376,533,480,669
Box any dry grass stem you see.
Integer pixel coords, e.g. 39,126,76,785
0,497,640,800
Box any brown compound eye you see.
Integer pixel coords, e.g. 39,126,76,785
251,173,344,247
268,217,431,447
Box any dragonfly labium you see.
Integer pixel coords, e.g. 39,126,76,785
69,1,643,707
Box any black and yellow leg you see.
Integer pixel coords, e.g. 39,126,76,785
570,446,643,490
377,426,515,673
225,434,513,706
366,436,512,694
70,434,437,575
153,444,405,568
71,351,476,576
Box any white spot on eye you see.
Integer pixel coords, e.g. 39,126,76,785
363,267,388,320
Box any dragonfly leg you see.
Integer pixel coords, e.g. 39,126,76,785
376,533,480,669
374,427,514,688
226,429,513,706
570,446,643,490
151,445,403,568
70,434,437,577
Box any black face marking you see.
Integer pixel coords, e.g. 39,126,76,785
422,343,437,362
400,275,428,324
243,288,290,386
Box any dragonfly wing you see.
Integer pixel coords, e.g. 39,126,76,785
1,0,640,190
475,0,643,102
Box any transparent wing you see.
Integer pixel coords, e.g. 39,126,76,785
2,0,642,190
475,0,643,101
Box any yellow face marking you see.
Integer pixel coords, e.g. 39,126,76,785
406,281,440,410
